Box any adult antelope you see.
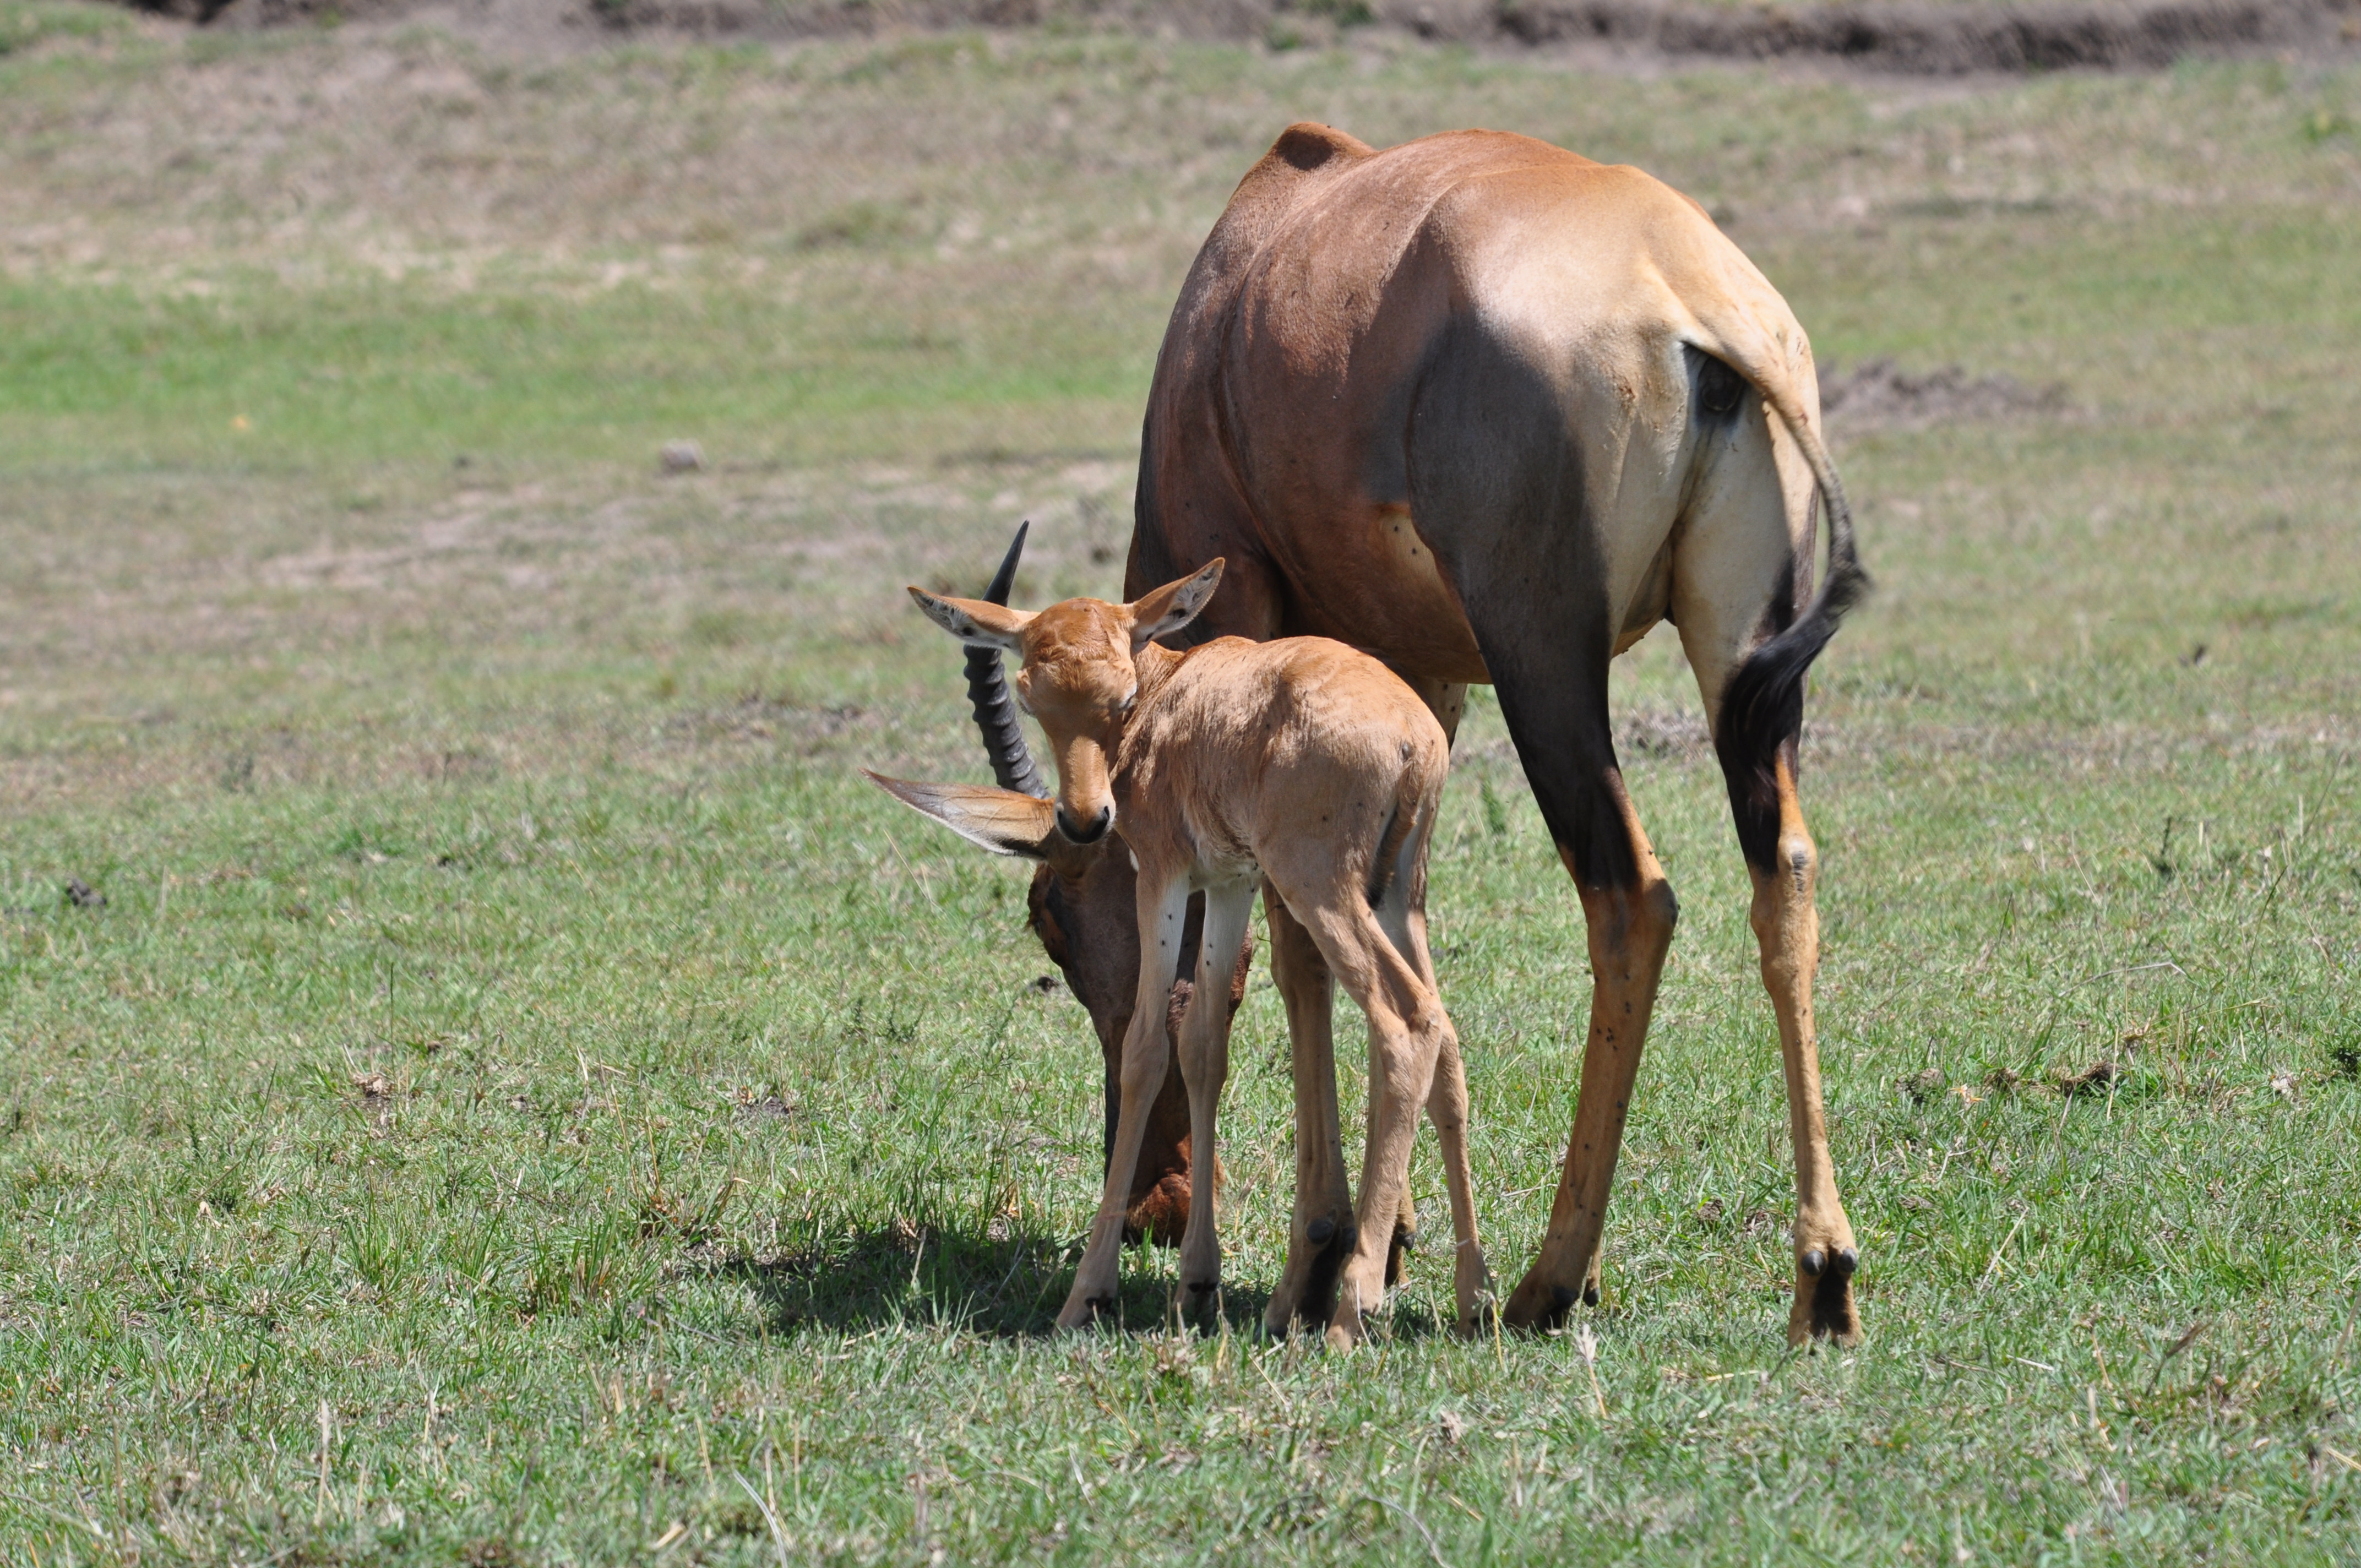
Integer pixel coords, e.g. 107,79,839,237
874,564,1490,1343
926,121,1870,1345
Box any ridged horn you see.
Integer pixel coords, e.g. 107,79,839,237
965,521,1048,799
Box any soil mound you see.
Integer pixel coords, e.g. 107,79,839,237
1497,0,2351,72
1819,358,2070,429
116,0,2361,70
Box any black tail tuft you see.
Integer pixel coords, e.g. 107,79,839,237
1707,342,1873,871
1714,546,1869,872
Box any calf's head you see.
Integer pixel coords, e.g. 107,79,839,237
864,531,1244,1244
905,559,1223,845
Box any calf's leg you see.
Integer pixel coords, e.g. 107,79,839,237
1176,881,1257,1316
1278,892,1454,1349
1058,869,1192,1330
1261,889,1356,1336
1377,864,1489,1337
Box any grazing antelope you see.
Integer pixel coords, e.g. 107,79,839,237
922,120,1872,1348
872,563,1490,1344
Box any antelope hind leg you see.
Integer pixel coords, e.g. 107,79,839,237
1259,888,1354,1336
1751,761,1859,1346
1314,913,1449,1349
1429,1028,1490,1336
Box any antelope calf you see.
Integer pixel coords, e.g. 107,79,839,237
872,561,1488,1345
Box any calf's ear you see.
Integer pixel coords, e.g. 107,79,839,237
1127,558,1225,649
908,588,1030,652
864,772,1062,859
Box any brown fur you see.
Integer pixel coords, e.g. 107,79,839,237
1025,855,1245,1245
912,123,1868,1347
1112,124,1865,1344
888,570,1492,1344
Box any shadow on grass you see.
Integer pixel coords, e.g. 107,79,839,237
674,1223,1275,1338
667,1224,1476,1343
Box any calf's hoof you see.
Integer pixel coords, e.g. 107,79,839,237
1282,1213,1354,1331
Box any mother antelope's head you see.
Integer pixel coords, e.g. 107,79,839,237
906,558,1223,845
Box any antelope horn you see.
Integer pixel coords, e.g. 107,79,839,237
964,521,1048,799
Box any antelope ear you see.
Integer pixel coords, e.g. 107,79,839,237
864,772,1059,858
1127,558,1225,649
908,588,1030,652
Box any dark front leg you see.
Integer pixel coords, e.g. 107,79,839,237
1501,868,1677,1327
1472,635,1679,1331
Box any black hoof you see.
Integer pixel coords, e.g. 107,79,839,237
1396,1229,1418,1254
1801,1249,1826,1278
1306,1217,1335,1245
1835,1247,1859,1280
1807,1267,1859,1343
1583,1283,1600,1307
1186,1279,1215,1296
1552,1284,1579,1310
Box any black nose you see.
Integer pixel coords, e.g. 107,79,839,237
1057,805,1113,844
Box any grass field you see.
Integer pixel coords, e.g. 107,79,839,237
4,7,2361,1562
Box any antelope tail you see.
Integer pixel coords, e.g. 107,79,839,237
1685,324,1872,787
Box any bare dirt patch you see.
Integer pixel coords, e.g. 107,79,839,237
117,0,2361,72
1496,0,2356,72
1820,357,2070,431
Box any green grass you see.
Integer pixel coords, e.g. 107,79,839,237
0,0,121,56
4,12,2361,1564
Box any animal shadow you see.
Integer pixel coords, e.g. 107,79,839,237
672,1222,1479,1342
672,1222,1299,1340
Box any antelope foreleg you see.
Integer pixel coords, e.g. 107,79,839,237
1176,883,1256,1318
1502,872,1677,1330
1058,872,1192,1331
